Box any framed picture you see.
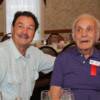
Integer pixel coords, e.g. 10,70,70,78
44,29,73,43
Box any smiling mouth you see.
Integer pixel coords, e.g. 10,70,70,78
18,34,29,39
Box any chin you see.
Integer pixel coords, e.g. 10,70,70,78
78,44,91,50
80,46,92,50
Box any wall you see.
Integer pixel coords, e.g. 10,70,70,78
44,0,100,30
0,0,100,34
0,3,4,33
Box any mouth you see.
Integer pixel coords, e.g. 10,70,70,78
80,40,89,44
18,34,29,39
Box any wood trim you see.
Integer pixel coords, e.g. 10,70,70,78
0,32,4,36
0,0,3,5
44,29,72,34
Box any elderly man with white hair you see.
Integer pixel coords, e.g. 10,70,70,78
50,14,100,100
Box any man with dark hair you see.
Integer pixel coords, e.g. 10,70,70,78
0,11,55,100
12,11,39,31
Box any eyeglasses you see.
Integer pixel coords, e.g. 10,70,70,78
16,23,35,32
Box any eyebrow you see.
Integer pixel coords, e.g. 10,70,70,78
16,22,35,27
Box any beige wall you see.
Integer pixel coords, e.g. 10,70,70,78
0,4,4,33
44,0,100,30
0,0,100,33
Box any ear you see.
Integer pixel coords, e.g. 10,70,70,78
96,32,100,42
72,33,75,41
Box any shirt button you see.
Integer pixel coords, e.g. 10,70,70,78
81,54,83,57
83,61,85,64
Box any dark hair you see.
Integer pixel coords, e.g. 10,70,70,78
46,33,64,45
12,11,39,31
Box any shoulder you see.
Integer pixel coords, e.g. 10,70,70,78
59,45,76,57
0,40,11,67
28,45,43,53
55,45,77,62
0,40,10,53
27,45,45,57
0,39,15,60
94,48,100,59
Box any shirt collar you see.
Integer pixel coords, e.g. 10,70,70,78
73,46,100,59
91,48,100,59
9,38,30,59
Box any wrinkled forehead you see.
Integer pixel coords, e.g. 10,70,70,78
75,16,97,28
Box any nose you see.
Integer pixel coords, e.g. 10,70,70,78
23,27,28,33
81,30,87,37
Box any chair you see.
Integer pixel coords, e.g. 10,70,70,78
31,46,57,100
1,33,11,42
60,42,75,53
39,45,58,57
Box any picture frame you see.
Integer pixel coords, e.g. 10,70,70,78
44,29,73,43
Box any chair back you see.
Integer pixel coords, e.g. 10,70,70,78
39,45,58,57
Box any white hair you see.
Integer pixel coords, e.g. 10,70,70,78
72,14,100,42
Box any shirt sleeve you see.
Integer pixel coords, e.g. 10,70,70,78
50,54,64,87
38,51,56,73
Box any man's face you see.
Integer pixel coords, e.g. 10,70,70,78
73,17,97,50
51,35,59,43
12,16,35,48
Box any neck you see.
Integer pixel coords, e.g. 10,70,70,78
17,46,27,56
15,43,29,56
80,48,94,59
12,38,28,56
